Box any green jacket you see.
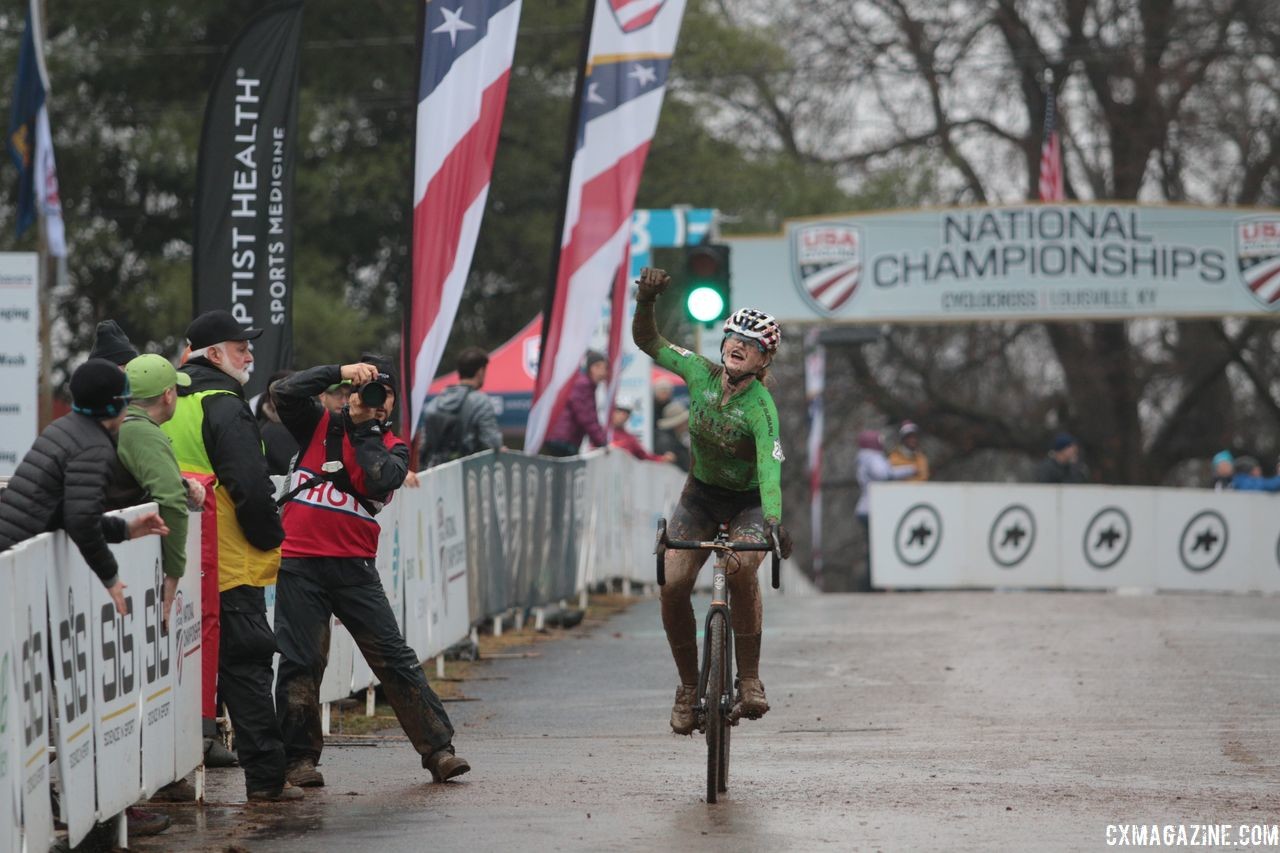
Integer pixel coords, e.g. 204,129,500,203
118,404,188,579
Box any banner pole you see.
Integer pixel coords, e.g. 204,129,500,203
402,0,427,445
35,0,51,429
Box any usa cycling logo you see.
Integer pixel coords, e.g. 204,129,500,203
792,223,862,316
1236,217,1280,309
608,0,666,33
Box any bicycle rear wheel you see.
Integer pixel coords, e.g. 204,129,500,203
705,611,727,803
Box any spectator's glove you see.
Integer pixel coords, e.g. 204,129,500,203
765,519,793,560
635,267,671,302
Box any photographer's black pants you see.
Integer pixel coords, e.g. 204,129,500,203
274,556,455,766
219,584,287,794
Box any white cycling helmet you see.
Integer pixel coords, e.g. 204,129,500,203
723,307,781,354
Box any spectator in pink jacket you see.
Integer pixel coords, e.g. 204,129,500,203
540,350,609,457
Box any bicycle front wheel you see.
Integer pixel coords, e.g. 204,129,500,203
705,611,727,803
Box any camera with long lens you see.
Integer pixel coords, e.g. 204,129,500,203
355,373,393,408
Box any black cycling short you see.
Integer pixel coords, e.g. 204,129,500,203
670,476,766,543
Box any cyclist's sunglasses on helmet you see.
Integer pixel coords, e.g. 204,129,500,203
724,331,767,354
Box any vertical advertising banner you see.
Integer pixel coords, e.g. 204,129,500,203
13,537,52,853
45,534,98,846
0,548,22,853
0,253,37,475
170,521,204,780
139,553,176,795
193,2,302,398
87,533,148,818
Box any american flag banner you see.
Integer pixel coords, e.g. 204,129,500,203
1037,81,1064,202
524,0,688,452
407,0,523,433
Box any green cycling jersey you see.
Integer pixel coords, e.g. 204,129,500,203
632,300,783,521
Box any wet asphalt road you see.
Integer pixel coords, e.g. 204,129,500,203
135,591,1280,852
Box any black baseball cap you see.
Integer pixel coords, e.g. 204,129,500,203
70,358,132,419
185,309,263,350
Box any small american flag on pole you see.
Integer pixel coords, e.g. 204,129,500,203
1037,77,1064,202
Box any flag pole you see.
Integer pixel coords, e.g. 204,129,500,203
402,0,427,448
35,0,52,429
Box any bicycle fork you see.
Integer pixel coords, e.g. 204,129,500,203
696,554,736,731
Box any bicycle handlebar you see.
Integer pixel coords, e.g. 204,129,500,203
654,518,782,590
663,538,772,551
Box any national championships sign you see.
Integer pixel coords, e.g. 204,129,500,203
725,203,1280,323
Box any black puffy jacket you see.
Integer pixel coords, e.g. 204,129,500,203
0,412,129,585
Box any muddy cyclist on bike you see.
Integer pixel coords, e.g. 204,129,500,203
632,266,794,735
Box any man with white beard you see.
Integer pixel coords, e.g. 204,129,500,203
163,310,298,802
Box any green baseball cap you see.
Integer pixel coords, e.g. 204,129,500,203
125,353,191,398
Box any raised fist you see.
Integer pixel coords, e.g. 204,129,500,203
635,267,671,302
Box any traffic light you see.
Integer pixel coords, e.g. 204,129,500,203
682,243,730,324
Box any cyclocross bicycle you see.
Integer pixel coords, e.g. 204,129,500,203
654,518,781,803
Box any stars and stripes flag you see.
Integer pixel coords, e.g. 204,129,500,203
407,0,523,433
7,0,65,256
1037,82,1063,202
524,0,688,452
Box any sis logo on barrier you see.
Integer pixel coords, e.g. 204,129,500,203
1237,217,1280,309
791,223,863,316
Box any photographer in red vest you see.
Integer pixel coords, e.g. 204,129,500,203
270,354,470,787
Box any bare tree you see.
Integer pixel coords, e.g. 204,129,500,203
697,0,1280,486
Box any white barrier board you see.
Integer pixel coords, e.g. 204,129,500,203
0,547,23,853
46,534,100,845
14,537,52,853
139,553,177,796
872,482,1280,592
88,524,150,819
170,520,204,780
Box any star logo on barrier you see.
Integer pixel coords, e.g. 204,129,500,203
1178,510,1228,573
988,504,1036,568
432,6,475,47
1083,507,1131,570
893,503,943,568
907,523,933,547
1095,525,1123,550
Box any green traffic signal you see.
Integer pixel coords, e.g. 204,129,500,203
686,285,726,323
682,243,731,324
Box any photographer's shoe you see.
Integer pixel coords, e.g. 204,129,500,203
286,759,325,788
732,677,769,721
246,782,304,803
670,684,697,735
423,747,470,783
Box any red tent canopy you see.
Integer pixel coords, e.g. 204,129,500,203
429,316,684,394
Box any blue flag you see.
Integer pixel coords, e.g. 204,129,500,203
8,8,44,238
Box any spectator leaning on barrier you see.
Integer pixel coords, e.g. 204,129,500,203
319,377,351,414
107,354,198,623
610,398,675,463
0,359,168,612
541,350,609,457
888,420,930,481
420,345,503,468
271,355,470,787
1035,432,1089,484
162,309,296,802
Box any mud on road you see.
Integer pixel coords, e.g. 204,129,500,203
134,591,1280,852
